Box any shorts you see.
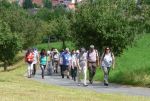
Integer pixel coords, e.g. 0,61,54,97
62,65,69,71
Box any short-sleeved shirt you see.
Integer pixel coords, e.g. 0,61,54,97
79,52,87,67
40,55,47,65
101,53,113,67
87,50,98,62
62,52,71,66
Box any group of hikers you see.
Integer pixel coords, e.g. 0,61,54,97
25,45,115,86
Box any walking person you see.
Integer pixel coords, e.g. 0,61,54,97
59,49,64,77
61,48,71,79
39,49,48,79
32,48,39,76
100,47,115,86
87,45,99,84
47,50,53,76
77,48,88,86
53,49,60,73
25,49,34,78
70,49,78,81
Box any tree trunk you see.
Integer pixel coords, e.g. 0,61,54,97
4,62,7,71
48,35,50,50
62,39,66,49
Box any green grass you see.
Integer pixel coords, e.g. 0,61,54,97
36,41,75,51
0,59,150,101
95,34,150,87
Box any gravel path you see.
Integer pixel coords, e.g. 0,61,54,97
32,70,150,97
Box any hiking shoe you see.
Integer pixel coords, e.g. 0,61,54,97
89,80,93,84
83,84,88,87
104,83,108,86
78,83,81,86
67,76,70,79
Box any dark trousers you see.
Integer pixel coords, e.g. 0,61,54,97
61,65,69,78
32,64,37,75
40,65,46,78
88,62,97,81
71,67,77,80
60,65,64,76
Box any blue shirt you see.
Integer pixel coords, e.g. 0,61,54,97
62,52,71,66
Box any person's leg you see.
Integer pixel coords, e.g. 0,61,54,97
55,61,59,73
83,65,87,86
40,65,45,79
61,65,65,78
88,63,93,83
71,67,74,79
77,68,81,85
33,64,36,75
91,63,97,81
27,63,31,78
74,67,77,81
66,65,70,79
102,66,109,86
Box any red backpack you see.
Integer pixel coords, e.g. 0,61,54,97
26,52,34,64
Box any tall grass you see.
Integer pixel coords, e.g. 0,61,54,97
95,34,150,87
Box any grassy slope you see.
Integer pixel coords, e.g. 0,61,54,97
95,34,150,87
0,60,150,101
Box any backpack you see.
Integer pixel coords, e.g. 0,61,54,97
26,52,34,64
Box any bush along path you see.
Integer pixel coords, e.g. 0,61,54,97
31,70,150,97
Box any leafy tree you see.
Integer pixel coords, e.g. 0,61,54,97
73,0,147,55
0,20,22,71
23,0,33,9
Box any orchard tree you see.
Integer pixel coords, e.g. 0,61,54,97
0,20,22,71
73,0,146,55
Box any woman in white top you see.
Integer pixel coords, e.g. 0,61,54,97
100,47,115,86
77,48,88,86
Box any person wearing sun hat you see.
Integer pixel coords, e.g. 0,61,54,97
87,45,99,84
100,47,115,86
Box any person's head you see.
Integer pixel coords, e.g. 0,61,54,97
65,48,69,53
105,47,111,54
33,48,37,52
90,45,95,51
80,47,86,53
76,50,79,54
71,49,75,54
27,48,32,54
53,49,58,54
51,48,55,51
40,49,46,56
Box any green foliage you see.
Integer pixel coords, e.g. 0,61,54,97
36,41,75,50
35,8,51,21
43,0,52,9
23,0,33,9
110,34,150,87
0,20,22,71
73,0,148,55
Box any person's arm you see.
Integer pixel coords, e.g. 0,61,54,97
96,50,100,67
100,53,104,69
112,53,115,69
